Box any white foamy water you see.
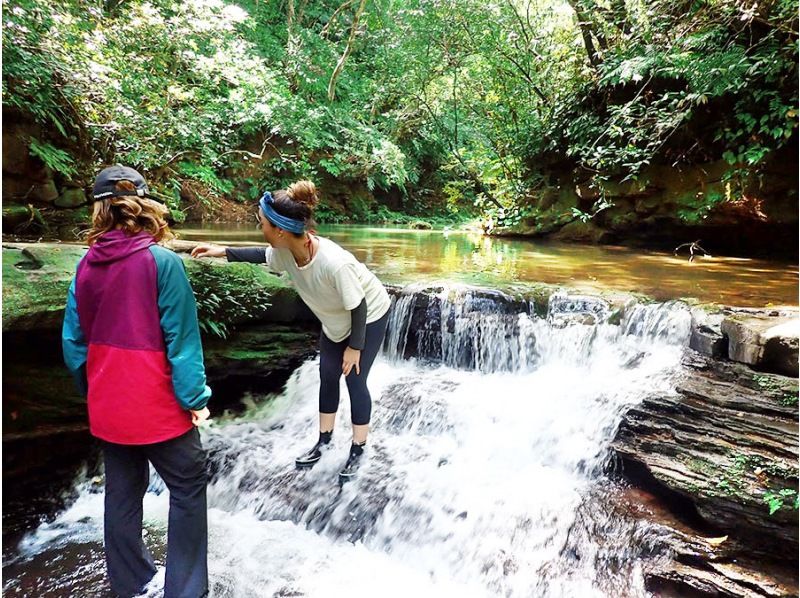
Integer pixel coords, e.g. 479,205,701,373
7,291,691,597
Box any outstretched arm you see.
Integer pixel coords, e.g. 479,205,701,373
191,244,269,264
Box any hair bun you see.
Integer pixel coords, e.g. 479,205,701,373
287,180,318,208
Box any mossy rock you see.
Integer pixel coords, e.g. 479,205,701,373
553,220,609,243
3,205,36,230
54,188,87,208
2,243,306,333
2,243,87,331
599,178,650,198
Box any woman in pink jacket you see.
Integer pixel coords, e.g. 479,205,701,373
63,165,211,598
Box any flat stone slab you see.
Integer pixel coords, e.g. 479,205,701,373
721,312,799,377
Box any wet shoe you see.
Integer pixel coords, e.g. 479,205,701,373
338,443,365,483
295,432,332,469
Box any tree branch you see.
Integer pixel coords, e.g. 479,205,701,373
327,0,368,102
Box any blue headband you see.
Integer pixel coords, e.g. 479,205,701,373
259,191,305,234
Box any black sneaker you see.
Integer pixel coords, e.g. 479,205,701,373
295,432,332,469
338,444,365,483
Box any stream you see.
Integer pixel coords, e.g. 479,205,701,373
177,224,799,307
3,287,693,597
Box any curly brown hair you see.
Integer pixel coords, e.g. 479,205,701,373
268,180,319,237
87,180,173,246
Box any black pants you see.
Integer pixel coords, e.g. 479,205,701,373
318,310,389,425
103,427,208,598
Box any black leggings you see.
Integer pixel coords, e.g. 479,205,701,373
319,310,389,426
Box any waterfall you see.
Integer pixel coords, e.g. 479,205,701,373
6,284,692,598
385,285,690,372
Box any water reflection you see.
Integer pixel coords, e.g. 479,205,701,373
176,224,798,306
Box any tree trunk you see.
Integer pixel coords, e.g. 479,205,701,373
287,0,296,54
327,0,368,102
568,0,604,68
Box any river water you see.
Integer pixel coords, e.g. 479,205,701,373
4,289,693,597
176,223,799,307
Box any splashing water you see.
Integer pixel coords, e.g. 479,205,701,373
4,288,692,597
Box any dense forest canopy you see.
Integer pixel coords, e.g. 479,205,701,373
3,0,798,225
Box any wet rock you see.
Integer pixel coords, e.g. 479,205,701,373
548,292,611,325
648,560,798,598
613,351,799,562
203,325,318,407
385,284,533,366
689,308,726,359
721,312,799,377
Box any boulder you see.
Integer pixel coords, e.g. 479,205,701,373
552,219,609,243
2,127,41,177
762,320,800,379
690,307,726,358
30,179,59,204
54,188,87,208
721,312,799,377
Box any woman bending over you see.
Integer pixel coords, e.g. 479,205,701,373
191,181,390,481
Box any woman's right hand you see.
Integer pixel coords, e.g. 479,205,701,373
190,244,227,259
190,407,211,426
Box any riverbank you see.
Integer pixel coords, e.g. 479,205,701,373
3,151,797,263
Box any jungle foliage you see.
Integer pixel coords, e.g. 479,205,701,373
3,0,797,221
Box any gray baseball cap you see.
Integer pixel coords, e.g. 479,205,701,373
92,165,165,203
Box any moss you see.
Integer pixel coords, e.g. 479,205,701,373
2,244,88,331
3,205,37,229
751,374,799,407
205,328,315,361
682,450,799,511
3,243,298,333
515,284,558,318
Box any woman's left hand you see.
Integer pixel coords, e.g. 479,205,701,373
342,347,361,376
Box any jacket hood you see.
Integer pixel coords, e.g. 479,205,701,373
86,230,156,265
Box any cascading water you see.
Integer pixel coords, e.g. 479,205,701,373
4,285,692,598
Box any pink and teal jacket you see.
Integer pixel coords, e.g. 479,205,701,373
62,230,211,445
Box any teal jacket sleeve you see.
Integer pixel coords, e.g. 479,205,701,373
150,246,212,410
62,276,88,396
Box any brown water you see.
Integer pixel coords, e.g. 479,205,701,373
176,224,798,307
